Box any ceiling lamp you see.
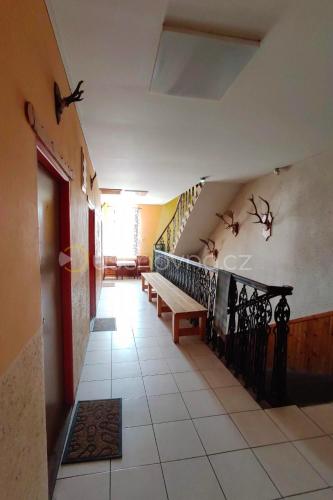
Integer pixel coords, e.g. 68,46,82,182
151,27,259,101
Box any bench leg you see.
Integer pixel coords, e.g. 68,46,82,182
172,314,180,344
157,295,171,317
141,274,146,291
199,313,207,340
148,284,153,302
157,295,162,317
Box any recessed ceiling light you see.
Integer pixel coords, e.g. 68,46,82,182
151,27,259,101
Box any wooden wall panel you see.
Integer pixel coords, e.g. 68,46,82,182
268,311,333,375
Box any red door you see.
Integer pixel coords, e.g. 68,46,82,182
38,166,68,496
36,140,74,498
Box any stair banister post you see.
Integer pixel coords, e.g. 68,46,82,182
271,295,290,404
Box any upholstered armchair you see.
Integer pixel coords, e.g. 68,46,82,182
104,256,117,279
136,255,150,277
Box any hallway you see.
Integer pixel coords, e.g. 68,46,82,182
54,280,333,500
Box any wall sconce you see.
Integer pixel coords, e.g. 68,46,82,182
274,165,291,175
54,80,84,124
200,176,209,184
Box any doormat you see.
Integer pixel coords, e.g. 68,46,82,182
93,318,116,331
103,281,116,287
62,399,122,464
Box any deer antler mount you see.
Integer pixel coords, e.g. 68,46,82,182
248,195,273,241
199,239,218,260
216,210,239,236
90,172,97,190
54,80,84,124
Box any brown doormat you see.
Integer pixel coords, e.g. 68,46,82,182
62,399,122,464
103,281,115,287
93,317,116,331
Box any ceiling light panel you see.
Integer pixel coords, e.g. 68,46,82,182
151,28,259,101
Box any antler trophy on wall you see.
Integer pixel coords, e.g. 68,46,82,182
199,239,218,260
248,194,273,241
216,210,239,236
90,172,97,190
54,80,85,124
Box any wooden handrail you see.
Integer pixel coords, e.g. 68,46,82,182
230,272,293,296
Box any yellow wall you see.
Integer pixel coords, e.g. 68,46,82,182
0,0,101,377
138,205,162,262
155,196,179,242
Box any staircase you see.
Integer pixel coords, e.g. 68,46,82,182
155,183,203,253
155,181,240,257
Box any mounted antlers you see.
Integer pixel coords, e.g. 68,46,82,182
216,210,239,236
90,172,97,190
199,239,218,260
248,195,273,241
54,80,85,124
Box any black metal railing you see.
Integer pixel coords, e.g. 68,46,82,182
155,183,202,253
154,250,293,405
154,250,218,339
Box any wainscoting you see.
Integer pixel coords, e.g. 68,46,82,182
268,310,333,376
266,310,333,406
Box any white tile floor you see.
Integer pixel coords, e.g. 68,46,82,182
54,279,333,500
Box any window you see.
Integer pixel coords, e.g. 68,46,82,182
102,202,140,257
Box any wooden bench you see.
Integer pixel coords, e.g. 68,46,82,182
141,272,207,343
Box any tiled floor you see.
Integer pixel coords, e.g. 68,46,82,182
54,279,333,500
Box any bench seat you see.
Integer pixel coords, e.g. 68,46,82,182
141,272,207,343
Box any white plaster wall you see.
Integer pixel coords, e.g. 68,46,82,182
200,149,333,318
174,181,241,256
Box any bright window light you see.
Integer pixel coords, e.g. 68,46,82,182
102,197,140,257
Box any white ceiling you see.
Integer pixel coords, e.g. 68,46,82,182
46,0,333,204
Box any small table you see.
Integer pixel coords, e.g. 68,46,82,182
116,259,136,279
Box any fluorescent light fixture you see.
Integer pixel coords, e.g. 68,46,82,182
100,188,122,195
124,190,148,197
151,27,259,100
100,189,148,197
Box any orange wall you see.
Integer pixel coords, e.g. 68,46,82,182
138,205,162,262
0,0,101,380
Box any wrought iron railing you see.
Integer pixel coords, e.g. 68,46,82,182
154,250,218,339
155,183,202,253
154,250,293,405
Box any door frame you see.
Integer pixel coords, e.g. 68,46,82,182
88,207,97,319
37,137,74,406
